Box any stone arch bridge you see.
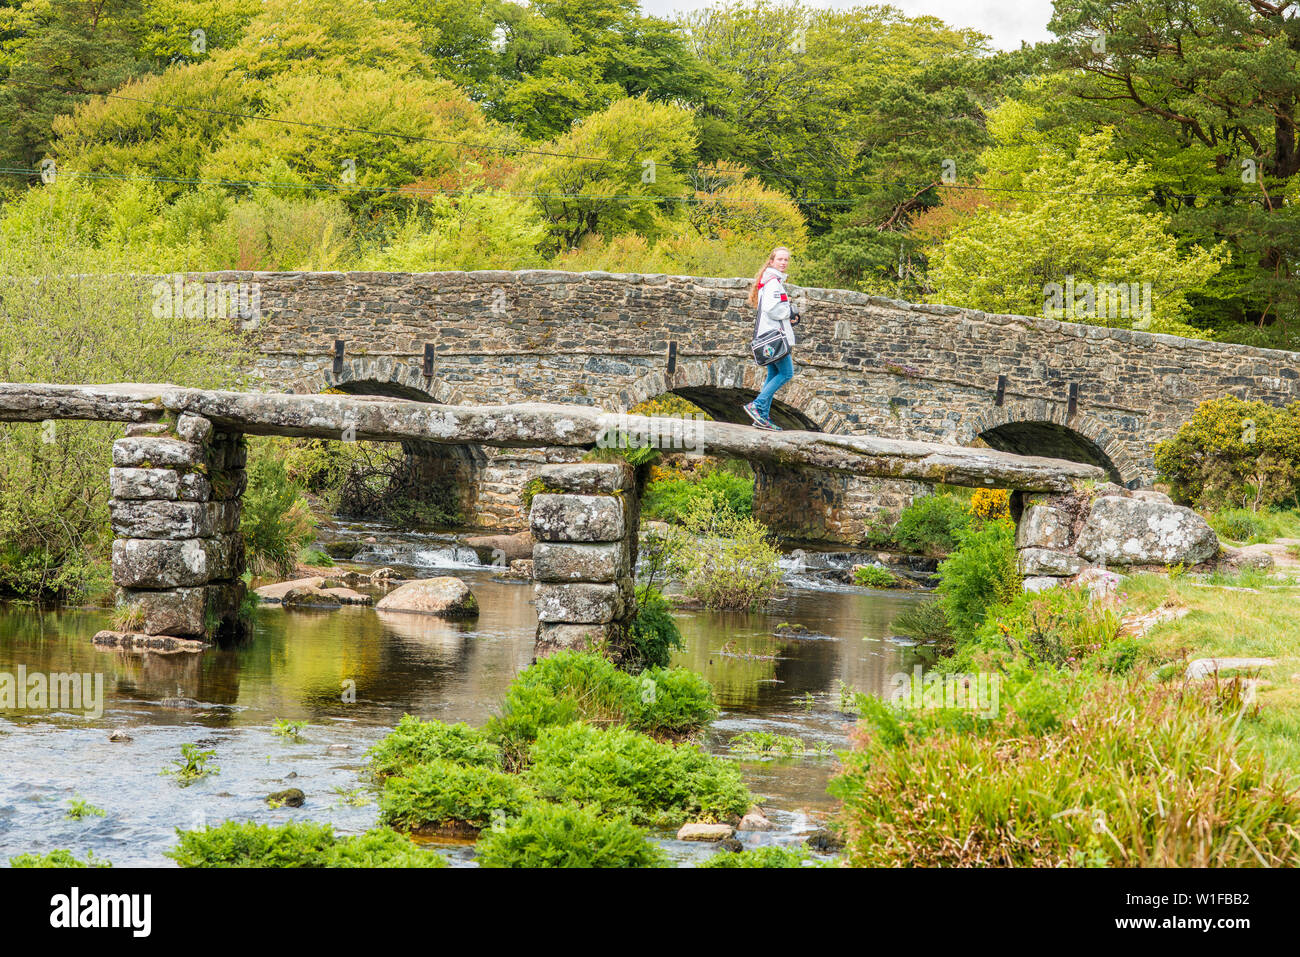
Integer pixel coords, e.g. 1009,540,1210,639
180,269,1299,543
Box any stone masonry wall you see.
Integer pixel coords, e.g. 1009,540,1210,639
156,270,1300,537
109,414,247,638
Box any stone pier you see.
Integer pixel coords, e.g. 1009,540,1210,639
528,462,640,660
108,414,248,639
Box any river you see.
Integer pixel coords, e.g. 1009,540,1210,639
0,530,930,866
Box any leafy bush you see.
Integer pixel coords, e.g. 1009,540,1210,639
486,651,716,768
887,599,952,648
626,584,685,671
697,846,813,868
890,493,972,555
524,722,752,827
367,717,501,780
1209,507,1269,543
935,518,1021,647
853,564,899,588
475,803,668,868
666,491,782,610
8,849,110,868
832,676,1300,867
166,821,445,867
1154,396,1300,511
241,445,316,577
963,584,1123,670
969,488,1011,521
378,760,532,833
643,466,754,522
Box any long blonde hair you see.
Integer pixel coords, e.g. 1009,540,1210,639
747,246,790,308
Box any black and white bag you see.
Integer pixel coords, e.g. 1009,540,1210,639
750,304,790,366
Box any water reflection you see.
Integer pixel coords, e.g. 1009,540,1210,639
0,567,930,865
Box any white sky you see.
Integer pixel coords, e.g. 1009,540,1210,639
643,0,1058,50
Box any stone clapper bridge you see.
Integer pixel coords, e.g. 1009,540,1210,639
0,382,1221,652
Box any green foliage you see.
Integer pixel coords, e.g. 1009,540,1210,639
66,797,107,820
486,651,716,768
475,802,668,868
963,585,1123,671
0,236,248,599
665,490,782,610
162,743,218,786
8,849,111,868
890,493,972,555
727,731,819,756
697,846,813,868
166,821,445,867
271,719,308,739
853,564,899,588
1154,397,1300,512
887,599,952,648
832,676,1300,867
642,467,754,522
241,443,316,577
935,518,1021,647
1209,508,1269,544
626,584,684,671
367,716,502,780
378,759,532,832
524,722,752,827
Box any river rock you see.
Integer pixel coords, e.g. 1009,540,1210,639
255,577,324,602
803,828,845,852
375,577,479,618
1075,495,1218,566
676,822,734,841
266,788,305,808
465,530,534,563
738,806,775,831
92,630,207,653
281,585,341,608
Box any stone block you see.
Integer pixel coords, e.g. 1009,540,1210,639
113,538,216,588
532,541,628,583
533,582,624,623
110,467,211,502
1016,504,1072,550
534,462,635,495
110,501,214,539
529,494,625,542
117,587,206,636
534,622,622,658
112,437,206,469
176,413,213,444
1017,547,1089,577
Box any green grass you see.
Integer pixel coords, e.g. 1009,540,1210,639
1207,506,1300,544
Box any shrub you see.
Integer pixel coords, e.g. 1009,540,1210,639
1154,396,1300,511
969,488,1011,521
166,821,445,867
853,564,899,588
626,584,685,671
1209,507,1269,543
9,849,110,868
666,491,782,610
241,446,316,577
965,584,1123,669
890,493,972,555
643,467,754,522
887,599,952,648
697,846,813,868
475,803,668,868
524,722,752,828
935,518,1021,647
378,760,532,833
486,651,716,767
367,717,501,780
832,677,1300,867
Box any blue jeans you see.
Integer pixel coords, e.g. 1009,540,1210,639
754,351,794,419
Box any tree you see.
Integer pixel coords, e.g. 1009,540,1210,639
1046,0,1300,338
925,128,1228,336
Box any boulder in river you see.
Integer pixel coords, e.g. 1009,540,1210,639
676,822,734,841
465,530,534,564
375,577,479,618
266,788,305,808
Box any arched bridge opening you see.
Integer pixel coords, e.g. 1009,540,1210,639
977,421,1124,486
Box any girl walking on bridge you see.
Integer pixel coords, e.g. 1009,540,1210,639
744,246,799,431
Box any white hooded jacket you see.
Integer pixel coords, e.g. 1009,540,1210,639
754,267,797,348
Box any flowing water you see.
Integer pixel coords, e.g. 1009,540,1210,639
0,528,931,867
